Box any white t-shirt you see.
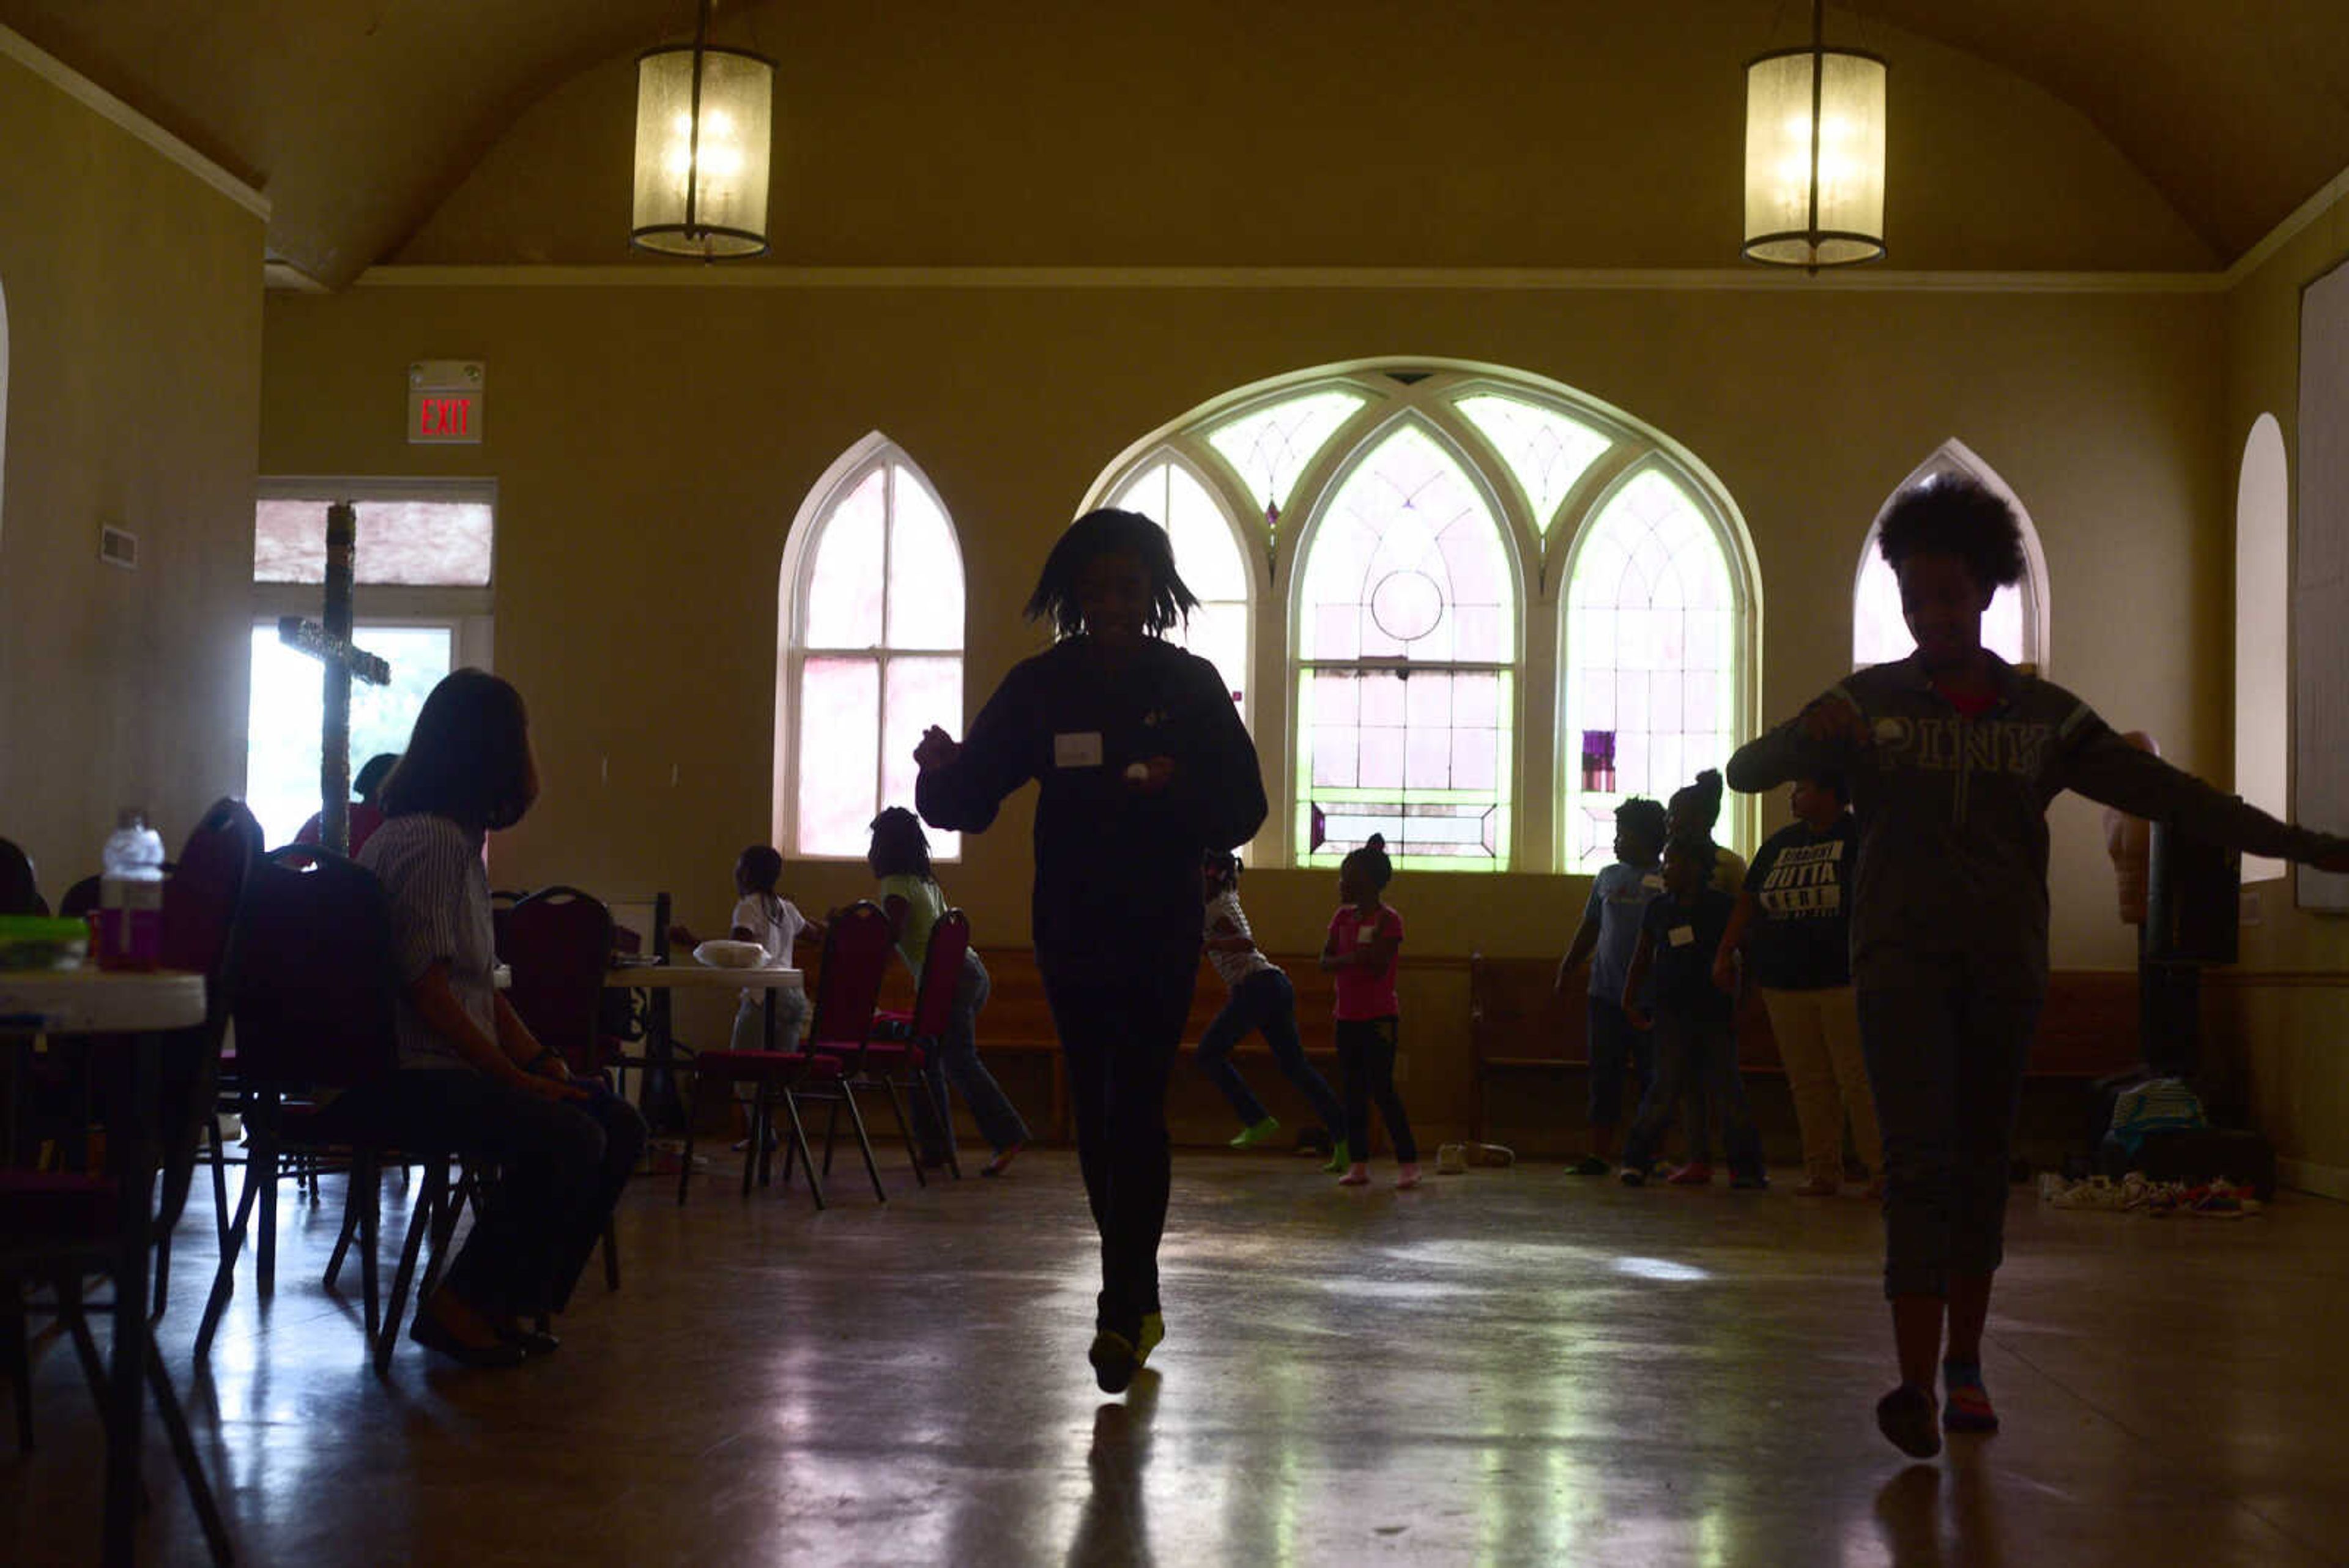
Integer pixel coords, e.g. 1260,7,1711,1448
731,893,806,1002
1203,888,1277,989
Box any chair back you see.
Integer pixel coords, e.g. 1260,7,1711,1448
805,901,892,1059
501,885,614,1074
907,908,972,1040
229,847,401,1090
58,875,101,920
151,798,261,1238
0,835,43,915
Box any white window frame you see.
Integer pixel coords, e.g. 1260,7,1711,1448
774,433,966,861
2236,414,2291,885
1082,359,1761,871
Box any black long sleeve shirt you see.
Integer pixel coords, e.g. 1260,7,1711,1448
916,636,1266,973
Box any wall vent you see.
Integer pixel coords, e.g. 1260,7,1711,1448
99,525,139,569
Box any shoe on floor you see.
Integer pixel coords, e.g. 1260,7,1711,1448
1942,1361,1999,1433
1436,1143,1469,1175
980,1142,1023,1178
1567,1155,1612,1176
1729,1171,1770,1191
1876,1383,1943,1458
1792,1178,1839,1197
1665,1161,1713,1186
1619,1167,1648,1187
1089,1329,1140,1394
1321,1139,1352,1175
1466,1142,1516,1167
1135,1312,1165,1367
1230,1117,1282,1150
410,1309,529,1369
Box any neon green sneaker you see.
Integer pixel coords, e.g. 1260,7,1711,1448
1229,1117,1282,1150
1321,1139,1351,1175
1136,1312,1165,1366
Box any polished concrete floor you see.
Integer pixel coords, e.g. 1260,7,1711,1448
6,1146,2346,1566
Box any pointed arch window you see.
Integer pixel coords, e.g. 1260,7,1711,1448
1854,442,2050,671
1296,422,1516,869
1561,469,1741,872
781,441,963,858
1110,456,1254,719
2236,415,2290,883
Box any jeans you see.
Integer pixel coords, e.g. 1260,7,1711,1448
1335,1016,1419,1165
1586,997,1652,1128
1042,948,1197,1339
327,1068,645,1318
1858,981,2039,1299
907,952,1031,1157
1761,985,1883,1186
1620,1014,1762,1177
1196,968,1346,1135
729,987,808,1055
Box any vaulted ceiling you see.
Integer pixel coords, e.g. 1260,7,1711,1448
4,0,2345,288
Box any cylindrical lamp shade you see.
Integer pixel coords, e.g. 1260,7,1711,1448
1743,46,1885,267
632,44,774,258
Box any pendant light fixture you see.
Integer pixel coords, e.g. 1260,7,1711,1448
1743,0,1885,269
631,0,775,259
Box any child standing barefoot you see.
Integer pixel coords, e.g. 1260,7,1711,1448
915,509,1264,1394
1319,834,1419,1190
1727,472,2349,1458
1197,851,1349,1165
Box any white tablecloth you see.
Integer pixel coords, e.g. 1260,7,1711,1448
0,967,207,1032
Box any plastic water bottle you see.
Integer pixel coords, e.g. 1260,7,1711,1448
97,808,167,970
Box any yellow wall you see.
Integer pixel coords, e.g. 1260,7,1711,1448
2216,186,2349,1195
0,56,263,889
259,275,2226,1106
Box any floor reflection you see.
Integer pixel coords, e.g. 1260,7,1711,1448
1069,1372,1159,1568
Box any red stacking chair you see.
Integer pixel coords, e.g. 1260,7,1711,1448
860,907,974,1181
0,797,258,1565
193,847,434,1373
499,885,625,1289
678,901,891,1209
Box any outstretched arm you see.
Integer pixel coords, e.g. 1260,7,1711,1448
1727,688,1868,795
2055,704,2349,869
914,663,1041,835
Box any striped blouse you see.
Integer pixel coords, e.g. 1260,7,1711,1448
358,813,496,1071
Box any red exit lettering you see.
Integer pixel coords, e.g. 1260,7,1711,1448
417,396,472,437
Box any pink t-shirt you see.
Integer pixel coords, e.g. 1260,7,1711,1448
1329,904,1403,1020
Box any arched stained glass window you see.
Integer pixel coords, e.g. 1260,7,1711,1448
1080,359,1754,874
782,441,963,858
1562,469,1737,872
1453,392,1611,535
1296,422,1516,869
1854,443,2049,671
1206,388,1365,532
1110,457,1252,716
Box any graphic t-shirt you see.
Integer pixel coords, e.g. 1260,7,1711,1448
1583,861,1668,1006
1640,887,1736,1025
1328,904,1403,1020
1742,816,1857,990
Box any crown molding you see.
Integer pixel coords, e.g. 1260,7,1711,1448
354,263,2225,295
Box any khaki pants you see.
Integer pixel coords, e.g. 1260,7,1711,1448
1761,985,1882,1186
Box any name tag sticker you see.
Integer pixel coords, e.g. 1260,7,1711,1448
1053,732,1104,768
1357,923,1379,943
1668,925,1696,948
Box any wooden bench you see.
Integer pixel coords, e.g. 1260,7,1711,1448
1468,953,2142,1150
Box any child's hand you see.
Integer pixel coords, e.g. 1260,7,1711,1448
1710,953,1738,994
1124,755,1175,794
1799,695,1870,748
666,923,696,949
1553,959,1577,995
914,727,960,770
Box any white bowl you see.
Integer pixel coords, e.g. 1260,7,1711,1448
693,940,769,970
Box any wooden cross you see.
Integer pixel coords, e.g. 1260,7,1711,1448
277,502,390,856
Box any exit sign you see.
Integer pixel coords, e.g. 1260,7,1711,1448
409,360,484,445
